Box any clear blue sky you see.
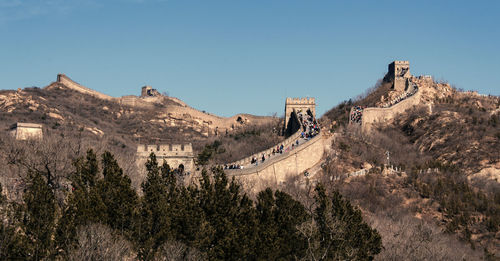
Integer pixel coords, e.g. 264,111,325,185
1,0,499,117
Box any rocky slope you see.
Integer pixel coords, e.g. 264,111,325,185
0,76,277,152
320,77,500,257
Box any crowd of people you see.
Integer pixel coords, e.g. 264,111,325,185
298,110,319,136
350,106,364,124
224,164,243,170
382,84,419,108
236,111,321,168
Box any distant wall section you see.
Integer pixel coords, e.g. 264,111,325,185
361,89,422,131
57,74,114,101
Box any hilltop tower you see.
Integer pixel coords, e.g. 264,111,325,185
141,85,160,97
387,61,411,91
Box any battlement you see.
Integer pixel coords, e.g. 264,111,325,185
286,97,315,105
136,143,195,173
393,60,409,66
137,143,193,154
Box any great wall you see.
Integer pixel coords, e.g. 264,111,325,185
33,61,441,190
361,83,422,131
45,74,275,136
350,61,445,132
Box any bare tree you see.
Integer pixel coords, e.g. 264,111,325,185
68,223,134,261
154,241,205,261
371,213,482,260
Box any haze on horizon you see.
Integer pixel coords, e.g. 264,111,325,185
0,0,499,117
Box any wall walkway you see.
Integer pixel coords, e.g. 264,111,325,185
361,86,422,131
226,132,325,192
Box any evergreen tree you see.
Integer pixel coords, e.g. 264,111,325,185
23,171,57,260
56,149,106,255
97,151,138,237
313,185,382,260
136,153,175,260
256,188,309,260
197,168,257,260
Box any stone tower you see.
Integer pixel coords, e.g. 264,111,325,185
283,97,316,136
387,61,411,91
141,86,160,97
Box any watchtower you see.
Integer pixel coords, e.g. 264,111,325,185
283,97,315,136
387,61,411,91
141,85,160,97
136,143,195,174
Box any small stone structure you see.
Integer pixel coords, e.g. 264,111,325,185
9,123,43,140
386,61,411,91
136,143,195,174
284,97,316,135
141,86,161,97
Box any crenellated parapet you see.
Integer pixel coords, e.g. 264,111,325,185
136,143,195,173
137,143,193,155
286,97,315,105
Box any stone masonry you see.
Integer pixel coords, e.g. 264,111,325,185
9,122,43,140
136,143,195,174
141,86,161,97
284,97,316,132
387,61,411,91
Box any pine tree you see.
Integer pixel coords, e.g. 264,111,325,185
56,149,106,255
256,188,309,260
136,153,175,260
97,151,138,237
313,184,381,260
23,171,57,260
197,167,257,260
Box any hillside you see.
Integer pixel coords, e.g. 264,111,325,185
0,75,279,151
320,75,500,258
0,67,499,259
0,75,283,194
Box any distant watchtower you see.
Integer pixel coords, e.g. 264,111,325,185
387,61,411,91
284,97,316,136
141,85,160,97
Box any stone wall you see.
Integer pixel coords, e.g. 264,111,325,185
136,143,195,173
227,129,303,167
361,88,422,131
225,132,325,192
9,123,43,140
57,74,115,101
